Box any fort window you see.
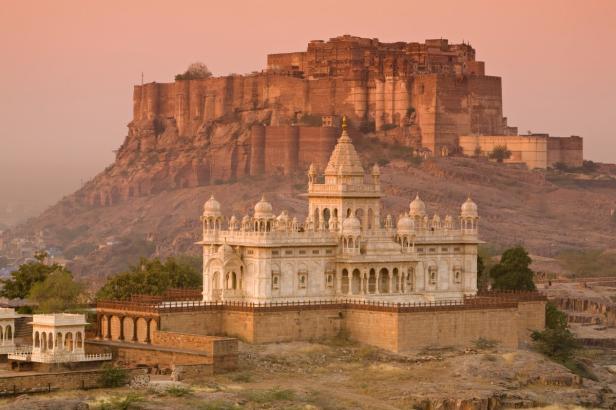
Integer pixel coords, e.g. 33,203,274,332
299,250,306,255
429,248,436,253
454,247,461,252
272,250,279,256
246,250,254,255
441,247,448,252
312,250,320,255
285,250,293,255
326,249,333,255
417,248,424,252
272,273,280,290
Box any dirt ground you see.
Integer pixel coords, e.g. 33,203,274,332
1,338,615,410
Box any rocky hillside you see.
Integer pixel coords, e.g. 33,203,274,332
6,132,616,285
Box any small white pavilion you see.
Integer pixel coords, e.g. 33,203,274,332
9,313,111,363
0,308,18,354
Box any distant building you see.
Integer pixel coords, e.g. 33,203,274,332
459,134,583,169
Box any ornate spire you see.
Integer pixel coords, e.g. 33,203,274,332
324,119,364,177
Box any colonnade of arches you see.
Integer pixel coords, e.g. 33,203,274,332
337,267,416,295
0,324,13,346
210,268,243,300
311,206,378,232
34,330,83,352
97,314,158,344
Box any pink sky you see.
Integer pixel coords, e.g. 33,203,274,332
1,0,615,221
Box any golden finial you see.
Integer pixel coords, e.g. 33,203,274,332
342,115,347,130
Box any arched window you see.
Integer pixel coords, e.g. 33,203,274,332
56,332,62,348
367,208,374,230
34,331,40,348
428,266,437,285
323,208,331,229
76,332,83,349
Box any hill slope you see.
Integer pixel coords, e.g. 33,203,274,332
6,141,616,285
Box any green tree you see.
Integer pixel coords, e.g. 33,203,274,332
545,301,568,330
488,145,512,163
28,270,83,313
96,257,201,300
0,251,71,299
489,246,536,291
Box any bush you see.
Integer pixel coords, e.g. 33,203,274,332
98,393,143,410
488,145,512,163
98,365,129,388
230,371,253,383
165,385,192,397
175,62,212,81
531,327,578,361
473,337,498,349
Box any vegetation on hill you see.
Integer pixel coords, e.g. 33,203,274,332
175,62,212,81
489,246,536,291
531,302,595,380
488,145,512,163
96,256,201,300
0,251,69,299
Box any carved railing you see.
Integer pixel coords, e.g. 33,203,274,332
97,292,547,315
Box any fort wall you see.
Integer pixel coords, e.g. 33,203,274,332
459,134,583,169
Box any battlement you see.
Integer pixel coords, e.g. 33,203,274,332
267,36,484,78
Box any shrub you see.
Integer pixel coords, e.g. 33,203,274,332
531,327,578,361
98,393,142,410
98,365,129,388
165,385,192,397
488,145,512,163
473,337,498,349
230,371,253,383
175,62,212,81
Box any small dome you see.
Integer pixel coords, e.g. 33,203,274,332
308,163,317,176
461,196,478,218
254,195,273,219
397,214,413,233
372,163,381,175
203,195,222,216
217,243,235,259
409,194,426,217
276,210,289,222
342,215,361,235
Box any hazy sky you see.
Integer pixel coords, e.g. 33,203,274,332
1,0,615,221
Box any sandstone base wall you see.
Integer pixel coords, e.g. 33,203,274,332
156,301,545,353
0,368,147,395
